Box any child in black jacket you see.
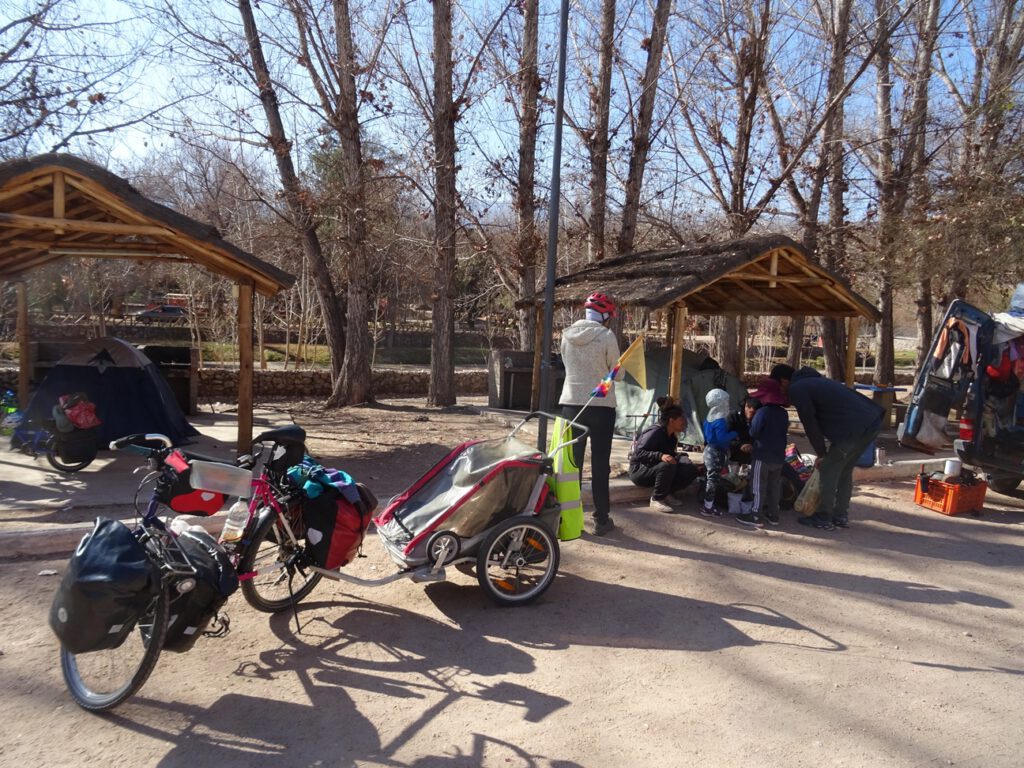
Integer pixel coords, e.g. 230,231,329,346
628,396,700,512
747,377,791,526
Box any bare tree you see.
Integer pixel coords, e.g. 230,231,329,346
235,0,348,380
859,0,941,385
614,0,672,256
0,0,155,157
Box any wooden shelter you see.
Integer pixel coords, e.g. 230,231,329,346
0,153,295,450
524,233,881,401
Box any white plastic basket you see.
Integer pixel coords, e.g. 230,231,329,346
189,460,252,499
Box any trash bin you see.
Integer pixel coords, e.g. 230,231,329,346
138,345,197,415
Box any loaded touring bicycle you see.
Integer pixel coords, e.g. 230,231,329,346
50,413,584,711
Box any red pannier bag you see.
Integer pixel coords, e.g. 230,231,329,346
303,487,371,569
59,393,102,430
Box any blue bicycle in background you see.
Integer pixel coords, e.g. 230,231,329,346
2,389,98,473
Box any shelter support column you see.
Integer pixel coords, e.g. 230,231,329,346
668,304,688,401
845,316,860,387
16,281,29,408
237,280,254,452
737,315,748,378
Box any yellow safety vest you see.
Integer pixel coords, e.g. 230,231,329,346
547,417,583,540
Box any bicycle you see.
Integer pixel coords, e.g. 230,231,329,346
54,426,310,711
7,411,96,473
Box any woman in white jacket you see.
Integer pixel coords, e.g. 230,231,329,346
559,292,620,536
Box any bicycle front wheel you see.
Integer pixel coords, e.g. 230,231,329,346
59,587,169,712
238,511,322,613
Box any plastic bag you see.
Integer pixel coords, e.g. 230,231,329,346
793,468,822,517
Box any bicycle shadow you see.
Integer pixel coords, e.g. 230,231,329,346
110,594,579,768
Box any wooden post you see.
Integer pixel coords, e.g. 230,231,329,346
668,304,688,400
16,281,29,408
237,280,254,452
737,314,748,378
845,316,860,387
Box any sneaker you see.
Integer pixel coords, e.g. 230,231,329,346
764,512,781,526
798,516,835,531
736,512,761,528
832,516,849,528
700,504,721,517
594,517,616,536
650,496,676,513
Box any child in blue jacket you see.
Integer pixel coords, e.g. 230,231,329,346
702,388,737,517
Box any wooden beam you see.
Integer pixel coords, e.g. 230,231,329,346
730,273,830,286
845,316,860,386
9,238,170,252
0,175,52,205
16,281,29,408
668,304,687,401
769,250,778,288
46,248,191,261
0,211,175,237
237,280,254,452
52,172,65,234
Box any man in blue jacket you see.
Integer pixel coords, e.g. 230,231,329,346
770,364,884,530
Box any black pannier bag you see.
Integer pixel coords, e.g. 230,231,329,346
55,427,99,464
49,518,159,654
162,529,239,653
303,486,372,570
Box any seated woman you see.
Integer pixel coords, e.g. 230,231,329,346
628,396,700,512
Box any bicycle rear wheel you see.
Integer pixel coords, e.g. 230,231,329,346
59,587,169,712
238,511,322,613
46,443,94,473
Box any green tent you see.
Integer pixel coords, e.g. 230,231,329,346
615,347,748,445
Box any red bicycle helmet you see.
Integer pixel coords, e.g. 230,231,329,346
584,292,617,318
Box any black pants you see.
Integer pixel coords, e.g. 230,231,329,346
629,461,700,498
561,405,616,523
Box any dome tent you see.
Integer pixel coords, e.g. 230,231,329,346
614,346,747,445
26,337,198,445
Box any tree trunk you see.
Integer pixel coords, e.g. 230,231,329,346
915,276,933,368
236,0,346,379
429,0,457,406
326,0,373,406
515,0,540,351
615,0,672,256
587,0,616,264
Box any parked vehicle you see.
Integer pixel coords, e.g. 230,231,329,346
134,305,187,323
899,298,1024,494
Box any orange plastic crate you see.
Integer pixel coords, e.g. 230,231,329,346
914,476,987,516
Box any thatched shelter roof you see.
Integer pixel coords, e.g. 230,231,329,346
0,153,293,296
525,234,880,321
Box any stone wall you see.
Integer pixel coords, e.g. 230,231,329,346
197,367,488,399
0,365,910,401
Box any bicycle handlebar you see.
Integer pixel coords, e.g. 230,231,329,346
109,433,173,457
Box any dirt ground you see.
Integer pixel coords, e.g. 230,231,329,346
2,397,1024,767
